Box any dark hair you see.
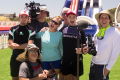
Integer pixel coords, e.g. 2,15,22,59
99,13,111,19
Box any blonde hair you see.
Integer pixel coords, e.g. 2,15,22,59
52,15,62,25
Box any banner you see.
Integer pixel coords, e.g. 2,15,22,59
0,21,19,27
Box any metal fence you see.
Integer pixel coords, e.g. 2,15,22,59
0,31,9,49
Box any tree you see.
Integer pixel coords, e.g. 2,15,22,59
108,8,116,16
13,12,16,18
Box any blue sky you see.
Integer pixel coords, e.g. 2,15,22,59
0,0,120,17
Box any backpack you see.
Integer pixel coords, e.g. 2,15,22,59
25,59,44,78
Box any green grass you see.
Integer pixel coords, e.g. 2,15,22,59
0,48,12,80
0,48,120,80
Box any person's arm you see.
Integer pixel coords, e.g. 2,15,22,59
19,63,48,80
19,74,47,80
59,33,63,57
76,46,88,54
104,30,120,75
40,27,49,32
28,27,36,44
8,40,27,50
28,40,34,44
19,76,38,80
8,27,18,50
35,31,43,38
80,29,86,44
76,29,88,54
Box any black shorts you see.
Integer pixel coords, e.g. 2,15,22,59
10,50,23,77
61,61,83,77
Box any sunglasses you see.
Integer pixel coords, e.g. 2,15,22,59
29,50,38,53
62,13,67,16
51,20,59,25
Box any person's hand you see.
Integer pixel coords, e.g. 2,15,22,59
75,44,88,54
38,74,47,80
104,68,109,76
83,46,88,54
76,48,82,54
8,43,19,50
12,43,19,46
43,70,49,76
40,27,49,32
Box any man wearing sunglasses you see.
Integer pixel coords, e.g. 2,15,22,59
58,7,70,31
16,43,49,80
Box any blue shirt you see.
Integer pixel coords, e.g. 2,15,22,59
36,30,63,61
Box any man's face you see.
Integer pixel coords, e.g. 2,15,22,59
62,10,68,21
28,48,38,61
19,14,29,26
99,14,111,28
67,14,77,26
39,10,47,19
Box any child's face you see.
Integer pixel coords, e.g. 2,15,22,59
67,14,77,26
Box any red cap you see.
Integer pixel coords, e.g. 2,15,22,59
19,10,29,17
66,10,77,17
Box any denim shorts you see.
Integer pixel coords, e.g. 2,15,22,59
42,60,61,70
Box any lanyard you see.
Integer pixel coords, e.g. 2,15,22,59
96,25,111,38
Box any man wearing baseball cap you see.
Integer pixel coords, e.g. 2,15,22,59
61,10,87,80
8,10,35,80
88,10,120,80
31,6,49,51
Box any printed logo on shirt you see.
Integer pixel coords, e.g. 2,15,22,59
63,34,77,39
20,31,24,35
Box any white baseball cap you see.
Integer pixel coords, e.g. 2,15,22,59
19,10,29,17
40,6,49,17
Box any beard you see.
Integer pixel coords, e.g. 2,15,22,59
20,22,27,26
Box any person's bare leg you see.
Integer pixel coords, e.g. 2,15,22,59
65,74,72,80
59,72,64,80
54,69,60,75
72,75,77,80
12,77,19,80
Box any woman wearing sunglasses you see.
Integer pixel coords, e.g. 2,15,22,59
35,15,63,75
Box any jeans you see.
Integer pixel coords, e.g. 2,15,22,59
89,62,109,80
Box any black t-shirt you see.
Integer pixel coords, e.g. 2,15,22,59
31,20,49,51
8,25,35,58
60,25,86,62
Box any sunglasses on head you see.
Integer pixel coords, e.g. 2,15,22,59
51,20,59,25
29,49,38,53
62,13,67,16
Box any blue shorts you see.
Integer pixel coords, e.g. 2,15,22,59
42,60,61,70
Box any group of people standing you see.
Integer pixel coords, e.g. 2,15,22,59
8,5,120,80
